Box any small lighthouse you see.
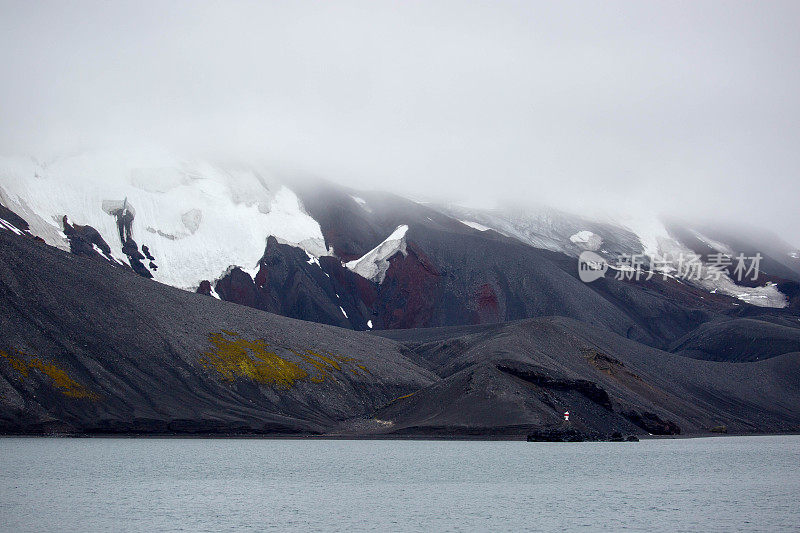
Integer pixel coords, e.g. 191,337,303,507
563,411,570,421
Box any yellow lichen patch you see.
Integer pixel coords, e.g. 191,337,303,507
393,392,416,402
377,391,418,410
305,349,341,370
291,350,327,372
294,354,329,383
2,350,29,376
292,349,345,382
306,350,368,380
200,332,308,389
0,349,98,399
200,333,372,388
324,351,360,365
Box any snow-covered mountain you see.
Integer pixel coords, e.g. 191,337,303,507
439,202,798,308
0,151,329,289
1,149,799,343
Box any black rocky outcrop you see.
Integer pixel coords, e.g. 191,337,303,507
62,215,112,258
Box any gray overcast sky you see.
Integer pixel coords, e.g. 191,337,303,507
1,1,799,245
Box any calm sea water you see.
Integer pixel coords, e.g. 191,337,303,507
0,435,798,532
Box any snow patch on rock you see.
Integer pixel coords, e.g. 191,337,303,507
209,285,221,300
306,252,320,267
351,195,372,213
691,230,735,255
460,220,491,232
617,215,669,260
0,218,23,235
569,230,602,251
345,224,408,283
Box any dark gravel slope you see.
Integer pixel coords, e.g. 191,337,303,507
369,317,800,437
669,318,800,362
0,231,435,435
2,230,798,438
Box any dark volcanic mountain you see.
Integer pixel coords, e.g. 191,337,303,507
4,157,798,343
1,159,799,438
0,229,435,434
373,319,800,436
207,179,800,357
2,227,799,438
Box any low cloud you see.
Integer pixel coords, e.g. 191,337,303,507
1,1,799,245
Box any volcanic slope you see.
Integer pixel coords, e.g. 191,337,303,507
1,229,798,438
0,230,435,435
370,318,800,437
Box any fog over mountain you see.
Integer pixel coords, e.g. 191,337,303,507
1,1,799,245
3,1,800,446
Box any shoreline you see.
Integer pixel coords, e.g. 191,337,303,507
2,431,799,441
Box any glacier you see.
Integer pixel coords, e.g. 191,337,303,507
0,151,329,290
